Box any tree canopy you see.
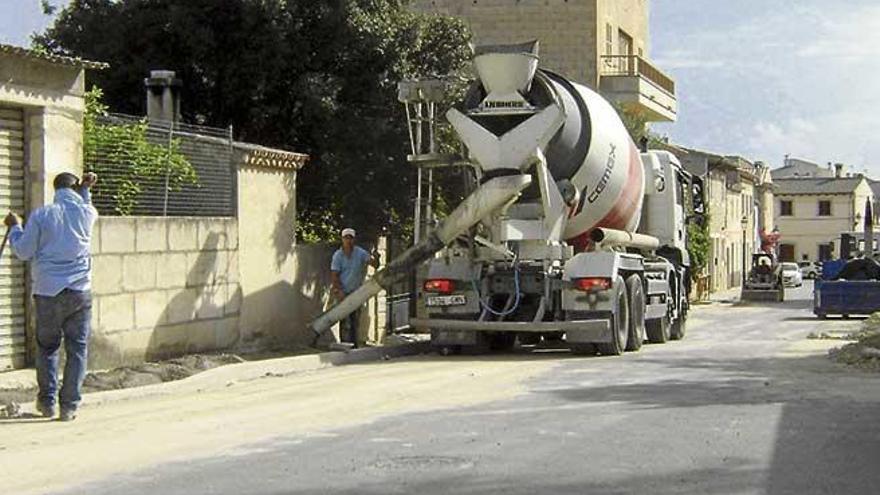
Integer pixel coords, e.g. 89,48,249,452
36,0,472,243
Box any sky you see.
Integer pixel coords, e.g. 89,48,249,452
2,0,878,174
650,0,880,173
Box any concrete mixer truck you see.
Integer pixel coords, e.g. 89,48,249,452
312,41,702,356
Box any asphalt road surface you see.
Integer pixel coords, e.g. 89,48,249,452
16,282,880,494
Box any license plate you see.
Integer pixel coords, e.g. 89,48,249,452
426,294,467,307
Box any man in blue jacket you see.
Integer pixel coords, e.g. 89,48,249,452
4,172,98,421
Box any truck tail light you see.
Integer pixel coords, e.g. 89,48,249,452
573,277,612,292
424,279,456,294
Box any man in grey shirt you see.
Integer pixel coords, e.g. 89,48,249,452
330,228,378,347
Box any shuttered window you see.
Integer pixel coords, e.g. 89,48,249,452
0,107,28,370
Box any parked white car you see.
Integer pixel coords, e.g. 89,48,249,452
798,261,821,279
781,262,803,287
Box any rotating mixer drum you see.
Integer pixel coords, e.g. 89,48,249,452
455,44,646,251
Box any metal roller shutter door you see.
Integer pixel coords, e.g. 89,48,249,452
0,107,27,370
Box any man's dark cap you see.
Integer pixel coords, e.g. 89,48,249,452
53,172,79,190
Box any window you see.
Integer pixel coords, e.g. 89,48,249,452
618,29,633,72
675,175,684,206
605,24,613,57
780,200,793,216
818,200,831,216
779,244,795,262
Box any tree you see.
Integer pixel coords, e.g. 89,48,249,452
611,102,670,149
613,102,650,144
35,0,472,242
687,215,711,281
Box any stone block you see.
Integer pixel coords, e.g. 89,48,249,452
145,322,199,359
88,331,127,370
198,220,227,250
157,252,188,289
122,254,158,292
99,293,134,332
226,251,240,283
92,255,123,295
90,220,101,254
226,220,239,250
113,329,152,364
215,249,230,281
213,316,240,349
168,219,199,252
186,250,221,287
100,218,136,254
134,290,168,329
135,218,167,252
90,297,100,330
153,319,223,355
165,287,200,325
196,283,225,320
225,283,242,316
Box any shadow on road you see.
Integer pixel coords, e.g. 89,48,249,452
735,299,813,310
537,353,880,495
273,463,769,495
782,315,867,322
273,353,879,495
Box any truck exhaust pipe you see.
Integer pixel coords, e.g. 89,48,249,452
589,227,660,251
311,174,532,335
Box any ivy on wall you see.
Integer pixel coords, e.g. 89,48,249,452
687,214,711,281
83,87,198,215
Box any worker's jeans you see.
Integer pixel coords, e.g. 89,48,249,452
34,289,92,412
342,307,361,348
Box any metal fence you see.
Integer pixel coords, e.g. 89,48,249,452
85,113,236,217
385,236,415,333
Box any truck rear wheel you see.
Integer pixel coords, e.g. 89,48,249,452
596,276,629,356
646,313,670,344
670,308,687,340
624,275,645,352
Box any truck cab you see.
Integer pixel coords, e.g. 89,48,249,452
639,150,690,255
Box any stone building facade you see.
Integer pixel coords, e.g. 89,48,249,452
410,0,676,121
773,177,873,263
673,146,770,293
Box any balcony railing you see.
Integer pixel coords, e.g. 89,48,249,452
601,55,675,95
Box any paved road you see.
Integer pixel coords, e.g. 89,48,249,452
34,283,880,493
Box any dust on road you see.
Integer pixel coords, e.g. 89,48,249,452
0,354,556,495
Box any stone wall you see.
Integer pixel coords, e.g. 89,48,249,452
89,217,240,368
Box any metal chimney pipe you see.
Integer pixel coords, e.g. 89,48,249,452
145,70,182,123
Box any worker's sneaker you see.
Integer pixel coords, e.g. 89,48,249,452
35,401,55,418
59,409,77,422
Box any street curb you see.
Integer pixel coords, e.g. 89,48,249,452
53,342,432,410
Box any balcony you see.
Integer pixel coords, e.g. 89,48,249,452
599,55,677,122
